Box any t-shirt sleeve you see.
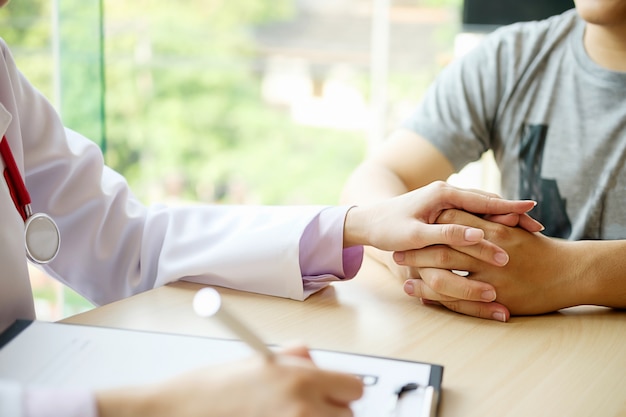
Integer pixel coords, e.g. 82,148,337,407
401,26,519,171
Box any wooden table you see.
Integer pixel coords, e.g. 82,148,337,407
63,256,626,417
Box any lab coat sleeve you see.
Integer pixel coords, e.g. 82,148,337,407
1,39,362,305
0,380,96,417
32,111,358,305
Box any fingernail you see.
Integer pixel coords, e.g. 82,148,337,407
393,252,405,263
464,228,483,242
492,311,507,322
403,281,414,295
494,252,509,266
481,290,496,301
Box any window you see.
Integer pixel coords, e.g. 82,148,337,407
4,0,462,320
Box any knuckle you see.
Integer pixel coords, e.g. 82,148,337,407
427,272,447,293
489,224,509,241
431,180,447,192
462,285,477,301
477,243,494,261
435,247,452,266
441,300,461,313
440,224,457,242
484,194,497,210
436,209,458,225
474,304,495,320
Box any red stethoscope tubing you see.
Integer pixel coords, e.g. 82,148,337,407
1,135,31,220
1,135,60,264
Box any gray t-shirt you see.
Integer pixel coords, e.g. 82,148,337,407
403,9,626,240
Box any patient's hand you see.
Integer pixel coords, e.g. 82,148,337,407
395,209,580,321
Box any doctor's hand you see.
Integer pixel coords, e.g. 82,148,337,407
343,181,542,270
398,209,577,321
96,345,363,417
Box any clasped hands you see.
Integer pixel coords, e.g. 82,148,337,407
346,181,582,322
392,206,578,322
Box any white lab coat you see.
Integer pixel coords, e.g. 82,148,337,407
0,37,361,334
0,36,365,417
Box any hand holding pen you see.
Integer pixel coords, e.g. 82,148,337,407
189,287,364,416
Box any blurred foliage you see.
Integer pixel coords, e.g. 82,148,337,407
0,0,52,97
58,0,106,148
1,0,366,207
0,0,49,45
102,0,365,205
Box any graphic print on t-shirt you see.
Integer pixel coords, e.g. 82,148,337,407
519,124,572,238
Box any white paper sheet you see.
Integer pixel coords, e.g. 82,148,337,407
0,321,442,416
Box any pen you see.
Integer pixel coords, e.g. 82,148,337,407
422,385,436,417
193,287,275,360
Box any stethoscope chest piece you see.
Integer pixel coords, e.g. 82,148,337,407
24,210,60,264
1,135,61,264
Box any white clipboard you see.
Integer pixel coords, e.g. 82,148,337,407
0,320,443,416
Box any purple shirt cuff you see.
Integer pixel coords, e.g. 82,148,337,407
299,206,364,298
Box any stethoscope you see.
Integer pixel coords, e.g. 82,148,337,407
1,135,60,264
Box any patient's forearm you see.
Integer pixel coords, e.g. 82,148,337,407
576,240,626,309
340,161,411,206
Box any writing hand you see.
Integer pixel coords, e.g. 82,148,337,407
97,345,363,417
